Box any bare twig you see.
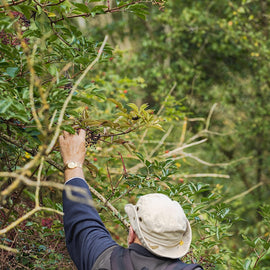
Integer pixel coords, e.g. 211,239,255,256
0,206,63,236
206,103,218,130
149,125,173,158
163,139,208,158
178,173,230,179
156,82,177,116
224,182,264,204
51,0,152,23
35,157,44,207
118,152,127,175
179,117,187,146
173,151,250,167
0,244,18,253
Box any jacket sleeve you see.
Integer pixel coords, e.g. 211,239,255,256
63,177,117,270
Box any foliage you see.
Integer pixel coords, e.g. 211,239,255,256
84,0,270,268
0,0,269,269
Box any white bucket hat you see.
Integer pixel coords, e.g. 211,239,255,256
125,193,192,259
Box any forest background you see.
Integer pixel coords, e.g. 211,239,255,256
0,0,269,269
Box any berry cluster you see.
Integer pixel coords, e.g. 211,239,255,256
85,127,101,147
0,11,30,46
10,11,30,28
0,30,21,46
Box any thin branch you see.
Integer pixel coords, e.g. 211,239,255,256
41,0,66,7
99,127,137,138
0,244,18,253
107,163,114,192
206,103,218,130
224,182,264,204
163,139,208,158
111,185,136,203
118,152,127,175
49,109,57,131
178,173,230,179
149,125,173,158
179,117,187,146
0,152,130,230
51,0,151,23
187,117,205,122
0,205,63,236
35,157,44,207
185,131,206,145
1,178,21,197
49,18,73,47
156,82,177,116
204,181,264,211
0,207,39,235
39,206,64,215
0,0,26,8
0,132,63,172
173,151,250,167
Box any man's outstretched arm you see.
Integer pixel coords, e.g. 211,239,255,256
59,130,117,270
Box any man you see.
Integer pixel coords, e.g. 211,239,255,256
59,130,203,270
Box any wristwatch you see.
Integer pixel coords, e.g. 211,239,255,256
64,161,83,170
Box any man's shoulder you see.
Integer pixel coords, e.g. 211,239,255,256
91,245,118,270
91,244,204,270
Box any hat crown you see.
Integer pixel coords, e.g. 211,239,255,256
125,193,192,259
137,194,187,234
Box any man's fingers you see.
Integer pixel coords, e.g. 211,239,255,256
59,135,63,143
63,131,70,138
78,129,86,139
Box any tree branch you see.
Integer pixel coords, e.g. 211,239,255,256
162,138,208,158
0,132,130,229
178,173,230,179
174,151,250,167
0,0,26,8
224,182,264,204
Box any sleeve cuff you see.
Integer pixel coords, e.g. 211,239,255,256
65,177,87,185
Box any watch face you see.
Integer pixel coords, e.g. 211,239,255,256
68,162,76,169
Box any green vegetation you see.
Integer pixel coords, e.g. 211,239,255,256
0,0,269,269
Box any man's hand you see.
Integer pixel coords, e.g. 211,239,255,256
59,129,86,181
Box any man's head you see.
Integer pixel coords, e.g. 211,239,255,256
125,193,192,259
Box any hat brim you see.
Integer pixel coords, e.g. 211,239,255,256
125,204,192,259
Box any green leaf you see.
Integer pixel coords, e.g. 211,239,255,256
150,124,164,131
127,3,148,12
108,98,127,112
135,152,145,162
25,221,34,227
127,103,139,113
76,96,93,106
242,234,256,248
5,67,18,78
90,5,107,15
73,3,91,13
61,125,76,134
243,259,252,270
0,99,12,114
126,3,149,19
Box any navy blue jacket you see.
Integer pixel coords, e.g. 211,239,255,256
62,178,203,270
63,177,117,270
